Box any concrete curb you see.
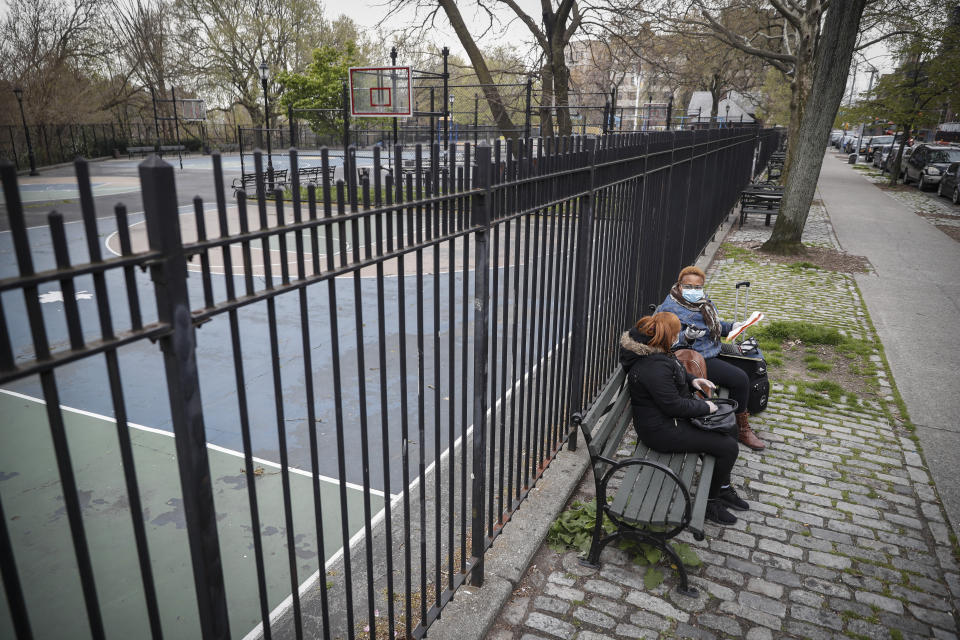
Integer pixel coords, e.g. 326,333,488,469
425,212,734,639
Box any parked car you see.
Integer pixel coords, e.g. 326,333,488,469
903,144,960,190
865,135,896,162
829,130,844,146
874,144,894,169
937,162,960,204
840,134,858,153
886,144,913,177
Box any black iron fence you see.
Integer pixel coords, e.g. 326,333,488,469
0,127,782,639
0,122,240,170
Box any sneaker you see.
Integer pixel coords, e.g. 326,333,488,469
705,500,737,525
716,486,749,511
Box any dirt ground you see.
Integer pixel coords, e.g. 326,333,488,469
715,242,873,273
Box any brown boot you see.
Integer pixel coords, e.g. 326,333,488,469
736,412,766,451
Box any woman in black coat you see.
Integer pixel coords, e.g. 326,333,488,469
619,312,748,525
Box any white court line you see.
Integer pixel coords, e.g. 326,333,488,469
242,333,570,640
0,388,387,499
0,206,187,233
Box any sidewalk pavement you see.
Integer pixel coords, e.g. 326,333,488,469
467,152,960,639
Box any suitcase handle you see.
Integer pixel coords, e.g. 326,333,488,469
736,281,750,289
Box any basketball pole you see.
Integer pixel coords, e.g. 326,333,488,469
342,82,351,151
442,47,449,149
150,86,161,152
171,88,183,170
391,47,399,147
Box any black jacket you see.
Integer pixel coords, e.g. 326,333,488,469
618,327,711,433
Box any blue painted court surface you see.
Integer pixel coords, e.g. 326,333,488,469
0,389,383,639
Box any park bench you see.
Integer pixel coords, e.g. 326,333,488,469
127,146,154,158
294,165,334,186
231,169,288,194
739,183,783,227
127,145,187,159
574,368,716,597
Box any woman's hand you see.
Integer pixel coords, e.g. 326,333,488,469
705,401,718,414
684,325,708,340
692,378,716,396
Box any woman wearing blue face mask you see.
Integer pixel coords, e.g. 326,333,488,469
657,266,766,451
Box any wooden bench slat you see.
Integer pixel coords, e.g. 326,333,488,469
608,445,648,517
625,449,675,523
688,456,715,537
657,452,699,523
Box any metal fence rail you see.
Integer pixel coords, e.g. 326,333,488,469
0,127,782,639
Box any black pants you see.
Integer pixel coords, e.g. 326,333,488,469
705,356,749,415
637,421,739,496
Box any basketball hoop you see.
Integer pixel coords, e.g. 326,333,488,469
349,67,411,118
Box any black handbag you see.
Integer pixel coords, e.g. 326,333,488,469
690,398,738,433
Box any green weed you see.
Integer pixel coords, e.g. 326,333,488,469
546,499,701,576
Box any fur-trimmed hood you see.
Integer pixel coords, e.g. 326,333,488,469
619,327,666,371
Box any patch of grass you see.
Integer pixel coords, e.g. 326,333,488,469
719,243,758,264
750,320,846,346
803,355,834,373
890,630,904,640
766,355,783,367
786,261,819,273
793,379,850,408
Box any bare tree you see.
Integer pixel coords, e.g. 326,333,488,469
0,0,107,122
173,0,326,126
384,0,585,137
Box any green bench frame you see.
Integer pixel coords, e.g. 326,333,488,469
574,369,716,597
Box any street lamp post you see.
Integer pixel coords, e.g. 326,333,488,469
260,61,274,191
725,103,730,129
13,88,39,175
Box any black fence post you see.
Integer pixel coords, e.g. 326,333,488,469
139,155,229,638
288,103,295,148
469,143,492,587
565,140,597,451
474,94,479,145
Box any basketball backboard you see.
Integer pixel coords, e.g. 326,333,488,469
178,99,206,122
348,67,412,118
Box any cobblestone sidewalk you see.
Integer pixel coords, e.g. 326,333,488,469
484,198,960,639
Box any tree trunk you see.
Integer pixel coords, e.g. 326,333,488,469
761,0,869,254
437,0,518,138
551,45,572,136
888,123,911,186
780,12,818,183
540,66,555,138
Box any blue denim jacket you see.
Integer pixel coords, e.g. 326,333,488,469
656,294,732,359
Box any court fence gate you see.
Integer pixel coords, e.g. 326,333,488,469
0,127,783,639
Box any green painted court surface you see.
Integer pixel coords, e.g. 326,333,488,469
0,390,384,639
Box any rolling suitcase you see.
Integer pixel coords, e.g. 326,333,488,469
717,281,769,414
